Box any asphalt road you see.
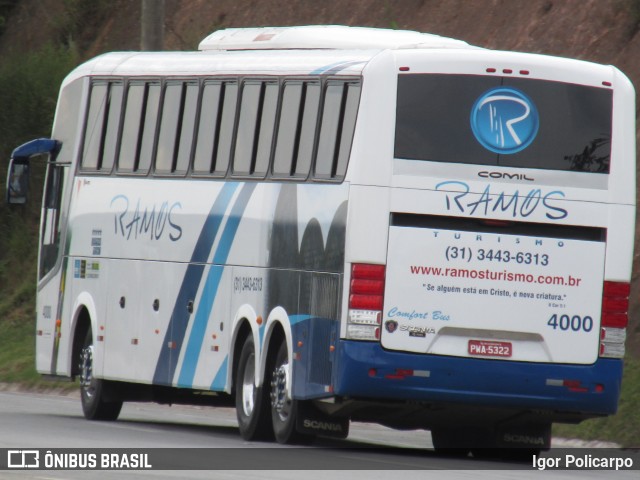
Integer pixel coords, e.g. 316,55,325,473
0,390,636,479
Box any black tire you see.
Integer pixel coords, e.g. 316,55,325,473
79,330,122,421
269,340,314,445
235,335,273,441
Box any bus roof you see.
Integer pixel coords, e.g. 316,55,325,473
64,48,377,83
62,26,621,91
62,26,476,85
198,25,472,51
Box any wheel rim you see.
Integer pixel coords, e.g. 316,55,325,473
79,344,95,399
270,361,291,422
241,352,256,417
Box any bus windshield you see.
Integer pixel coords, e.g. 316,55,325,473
395,74,613,173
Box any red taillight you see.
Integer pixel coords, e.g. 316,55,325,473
601,313,628,329
350,279,384,295
351,264,385,279
599,281,630,358
349,264,386,310
601,281,630,328
604,282,631,297
347,264,386,341
349,294,383,310
603,297,628,312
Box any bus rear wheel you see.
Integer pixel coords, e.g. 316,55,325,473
269,340,314,445
235,334,273,441
79,330,122,421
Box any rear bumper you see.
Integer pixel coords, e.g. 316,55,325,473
334,340,622,417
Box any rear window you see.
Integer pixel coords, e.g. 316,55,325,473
395,74,612,173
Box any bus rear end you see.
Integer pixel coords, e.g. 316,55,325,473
335,48,635,451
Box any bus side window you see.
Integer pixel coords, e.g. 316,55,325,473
215,82,238,175
113,80,161,175
155,81,198,176
272,80,319,179
82,83,108,170
233,81,279,177
81,81,123,173
155,83,183,174
294,82,320,177
101,83,123,172
335,82,360,178
273,81,302,177
119,83,145,173
193,81,237,176
315,81,361,180
138,83,161,174
253,82,279,176
233,81,263,176
175,82,199,174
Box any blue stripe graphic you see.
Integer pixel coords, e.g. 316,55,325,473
310,60,366,75
152,182,239,385
211,356,229,390
289,314,311,325
177,183,257,388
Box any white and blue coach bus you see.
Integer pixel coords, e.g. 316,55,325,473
6,26,635,454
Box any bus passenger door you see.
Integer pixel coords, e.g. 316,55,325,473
35,161,71,375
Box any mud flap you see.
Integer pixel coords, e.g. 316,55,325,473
295,402,349,439
495,423,551,450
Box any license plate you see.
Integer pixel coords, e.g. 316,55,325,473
468,340,512,358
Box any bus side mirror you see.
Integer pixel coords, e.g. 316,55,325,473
5,138,61,205
6,157,30,205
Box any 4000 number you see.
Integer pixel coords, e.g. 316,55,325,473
547,314,593,332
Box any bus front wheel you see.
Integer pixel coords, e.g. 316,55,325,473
79,330,122,421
